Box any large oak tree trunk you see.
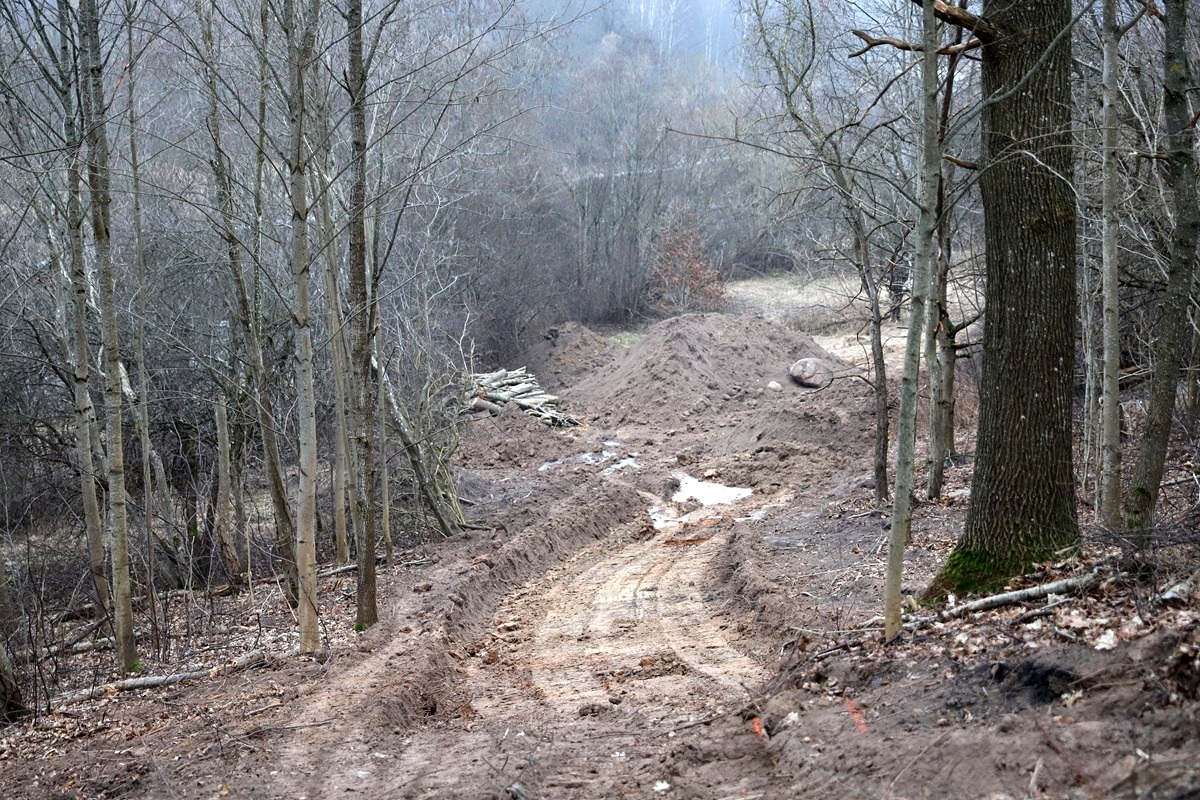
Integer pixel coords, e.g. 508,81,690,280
931,0,1079,596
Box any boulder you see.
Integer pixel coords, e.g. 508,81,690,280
789,357,834,389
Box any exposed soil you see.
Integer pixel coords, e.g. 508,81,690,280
4,309,1200,799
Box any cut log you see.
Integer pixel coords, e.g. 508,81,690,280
466,367,579,426
469,396,503,415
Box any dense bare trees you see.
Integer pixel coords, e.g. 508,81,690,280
0,0,1197,701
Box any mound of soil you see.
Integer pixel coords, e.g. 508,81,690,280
456,401,585,470
518,321,618,391
570,313,847,424
7,310,1198,800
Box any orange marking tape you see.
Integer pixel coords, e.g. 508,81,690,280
751,717,765,738
843,698,869,733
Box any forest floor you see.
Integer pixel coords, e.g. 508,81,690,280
3,279,1200,799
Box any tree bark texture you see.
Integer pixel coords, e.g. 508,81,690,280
934,0,1079,595
1098,0,1123,528
214,403,242,583
348,0,378,628
1122,0,1200,536
81,0,137,672
285,0,322,653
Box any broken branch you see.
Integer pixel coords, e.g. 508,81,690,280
57,650,267,707
910,0,998,40
942,571,1099,619
850,30,983,58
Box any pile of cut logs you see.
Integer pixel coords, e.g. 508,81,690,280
466,367,580,427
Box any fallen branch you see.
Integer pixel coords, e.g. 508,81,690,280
57,650,267,707
942,571,1100,619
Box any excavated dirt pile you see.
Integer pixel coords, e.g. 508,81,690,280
3,311,1198,800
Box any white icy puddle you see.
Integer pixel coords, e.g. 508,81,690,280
601,457,642,475
538,441,642,475
672,473,752,505
649,472,753,529
538,450,615,472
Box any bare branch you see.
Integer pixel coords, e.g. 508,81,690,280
850,29,919,57
850,29,984,58
942,153,978,170
910,0,998,40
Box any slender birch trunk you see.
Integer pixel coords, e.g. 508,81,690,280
1123,0,1200,535
53,0,110,623
884,0,937,640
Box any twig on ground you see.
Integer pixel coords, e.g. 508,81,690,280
1029,707,1103,800
884,730,950,799
1012,599,1072,625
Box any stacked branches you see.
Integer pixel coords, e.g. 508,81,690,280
467,368,580,428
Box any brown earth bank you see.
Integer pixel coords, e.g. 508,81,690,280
3,311,1199,800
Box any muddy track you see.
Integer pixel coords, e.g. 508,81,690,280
260,470,788,799
524,524,767,716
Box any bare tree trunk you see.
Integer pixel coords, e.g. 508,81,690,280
53,0,110,623
1187,311,1200,434
196,1,297,603
324,279,351,568
1098,0,1124,528
348,0,378,627
860,257,891,508
284,0,322,652
1123,0,1200,535
841,166,889,507
377,324,393,569
930,0,1079,595
124,0,162,649
885,0,937,641
924,42,965,501
214,403,242,584
315,137,351,567
80,0,136,673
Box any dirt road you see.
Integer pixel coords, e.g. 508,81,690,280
7,311,1198,800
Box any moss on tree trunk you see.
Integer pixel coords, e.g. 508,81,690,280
926,0,1080,600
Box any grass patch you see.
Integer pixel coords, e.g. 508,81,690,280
607,331,647,348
